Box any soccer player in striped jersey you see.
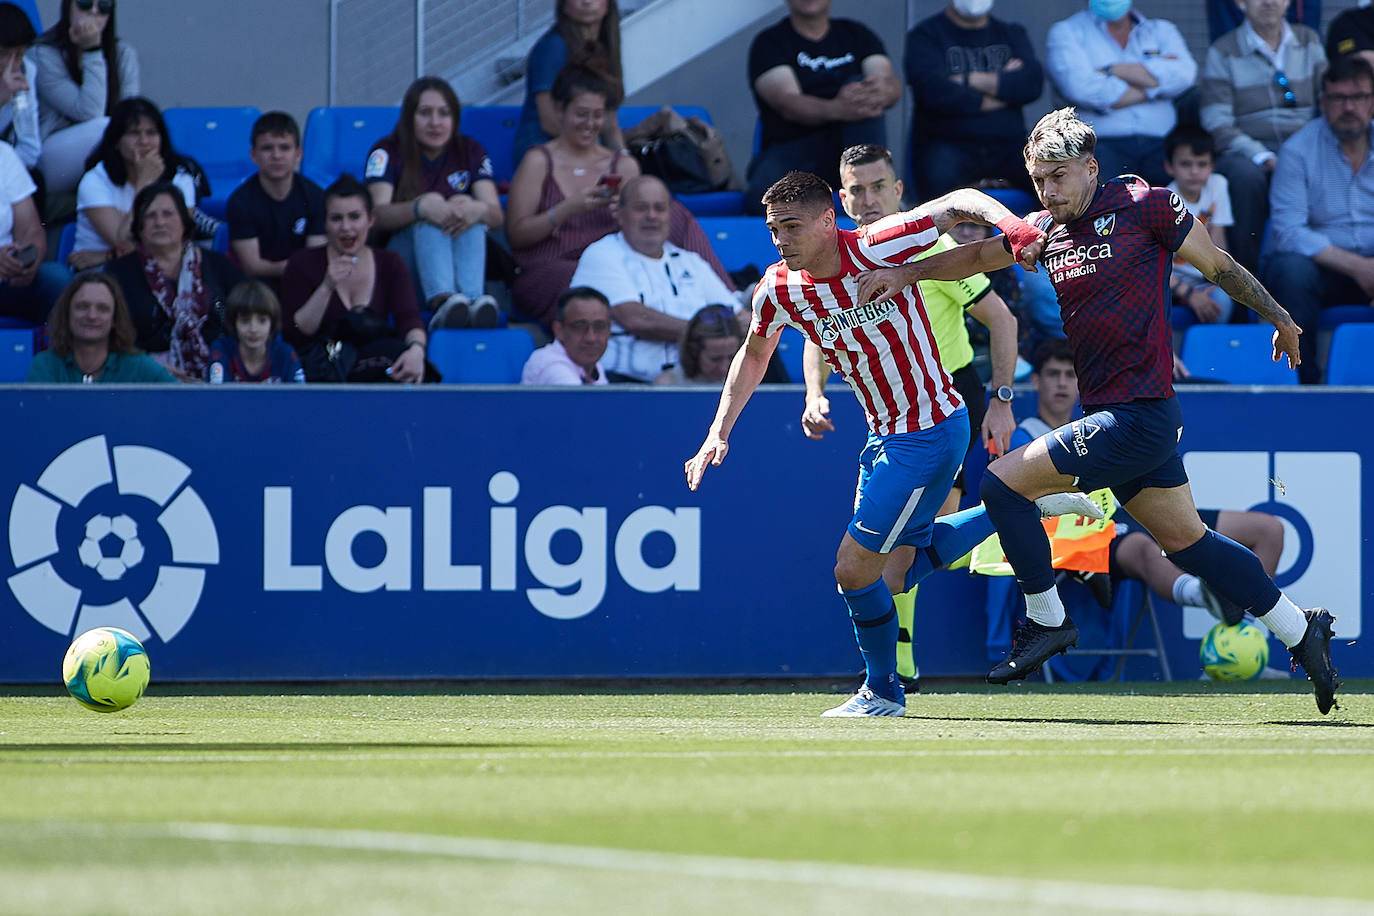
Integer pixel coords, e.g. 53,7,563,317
684,169,1053,717
857,108,1339,714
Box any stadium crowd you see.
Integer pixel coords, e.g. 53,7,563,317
5,0,1374,386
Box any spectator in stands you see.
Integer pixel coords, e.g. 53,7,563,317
105,182,241,380
744,0,901,215
33,0,138,196
569,175,739,382
904,0,1044,200
70,98,198,269
1045,1,1196,186
366,77,503,331
205,280,303,383
0,4,38,172
1163,125,1234,324
281,175,429,384
506,66,732,328
26,269,172,382
1327,3,1374,72
513,0,625,166
226,112,324,292
521,285,611,385
1263,55,1374,384
0,126,67,324
655,303,744,385
1199,0,1325,273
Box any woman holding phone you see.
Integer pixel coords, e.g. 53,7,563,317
506,65,731,329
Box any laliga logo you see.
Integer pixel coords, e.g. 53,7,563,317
7,435,219,643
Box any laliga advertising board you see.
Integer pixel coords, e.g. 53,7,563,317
0,387,1368,681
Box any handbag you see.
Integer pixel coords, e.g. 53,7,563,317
625,108,734,195
301,308,442,383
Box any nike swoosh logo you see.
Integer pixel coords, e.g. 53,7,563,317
854,521,881,535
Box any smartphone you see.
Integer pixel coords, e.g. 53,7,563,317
11,244,36,268
597,173,622,192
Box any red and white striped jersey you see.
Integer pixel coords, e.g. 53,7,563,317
750,209,964,435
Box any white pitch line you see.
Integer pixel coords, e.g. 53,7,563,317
3,746,1374,765
26,820,1374,916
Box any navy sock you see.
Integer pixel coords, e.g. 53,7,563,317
842,578,901,701
903,506,996,590
979,472,1057,595
1166,528,1279,614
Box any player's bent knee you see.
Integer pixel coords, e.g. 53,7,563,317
980,470,1033,510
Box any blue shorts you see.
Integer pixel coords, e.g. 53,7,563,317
849,409,968,553
1042,397,1188,505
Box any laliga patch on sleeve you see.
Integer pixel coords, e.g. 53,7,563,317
364,149,389,179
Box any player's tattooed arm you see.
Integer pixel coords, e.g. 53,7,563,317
922,188,1014,234
1210,257,1293,327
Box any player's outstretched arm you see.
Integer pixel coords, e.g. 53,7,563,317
685,330,778,491
923,188,1015,234
800,340,834,440
1177,219,1302,369
857,237,1036,305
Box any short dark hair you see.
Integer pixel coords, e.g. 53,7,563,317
323,173,374,214
48,271,137,357
839,144,894,172
1324,54,1374,91
251,111,301,147
130,182,195,245
0,3,36,49
760,171,833,213
1031,337,1074,374
551,65,612,108
226,279,282,337
556,286,610,321
1164,125,1216,162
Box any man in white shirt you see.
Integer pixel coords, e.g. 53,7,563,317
0,137,65,323
521,286,611,386
1045,0,1197,186
569,176,740,382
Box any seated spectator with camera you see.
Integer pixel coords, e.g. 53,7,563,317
226,111,324,291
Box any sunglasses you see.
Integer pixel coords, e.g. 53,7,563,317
74,0,114,14
1274,71,1296,108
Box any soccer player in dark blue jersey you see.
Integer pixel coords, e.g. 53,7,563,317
856,108,1338,715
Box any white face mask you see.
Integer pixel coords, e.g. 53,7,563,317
952,0,994,16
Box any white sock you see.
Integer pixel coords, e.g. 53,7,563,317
1024,587,1067,627
1256,594,1308,648
1172,574,1204,608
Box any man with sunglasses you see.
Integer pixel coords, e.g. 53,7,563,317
1199,0,1326,272
569,175,741,383
1262,54,1374,383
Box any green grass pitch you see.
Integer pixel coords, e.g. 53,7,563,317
3,679,1373,916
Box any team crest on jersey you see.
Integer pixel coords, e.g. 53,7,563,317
447,170,470,192
1093,214,1115,237
814,297,895,343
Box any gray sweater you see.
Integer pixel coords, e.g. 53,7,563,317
1200,23,1325,162
32,39,139,140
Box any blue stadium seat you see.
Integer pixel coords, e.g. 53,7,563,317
0,327,33,382
164,107,262,220
11,0,38,32
461,105,522,189
697,216,777,275
1181,324,1297,385
982,187,1039,218
428,329,534,384
56,222,75,266
1325,324,1374,385
1319,304,1374,329
301,106,400,190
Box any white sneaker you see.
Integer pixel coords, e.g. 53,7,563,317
820,686,905,717
1035,492,1105,520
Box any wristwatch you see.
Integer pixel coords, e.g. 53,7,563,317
993,385,1014,404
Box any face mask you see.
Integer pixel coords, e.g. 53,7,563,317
1089,0,1132,21
952,0,994,16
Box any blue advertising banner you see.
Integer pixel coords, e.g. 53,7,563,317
1,385,1369,682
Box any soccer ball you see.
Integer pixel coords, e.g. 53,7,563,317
61,627,151,712
1200,621,1269,681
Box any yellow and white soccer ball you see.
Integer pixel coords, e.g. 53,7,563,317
1200,621,1269,681
61,627,151,712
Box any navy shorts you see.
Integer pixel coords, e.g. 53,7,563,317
1042,397,1188,505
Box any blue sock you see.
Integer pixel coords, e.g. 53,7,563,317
1167,528,1279,613
903,506,996,590
980,472,1056,594
842,578,901,701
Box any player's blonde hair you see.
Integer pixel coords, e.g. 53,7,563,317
1023,107,1097,164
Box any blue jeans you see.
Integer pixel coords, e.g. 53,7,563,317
389,220,487,304
0,261,71,324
